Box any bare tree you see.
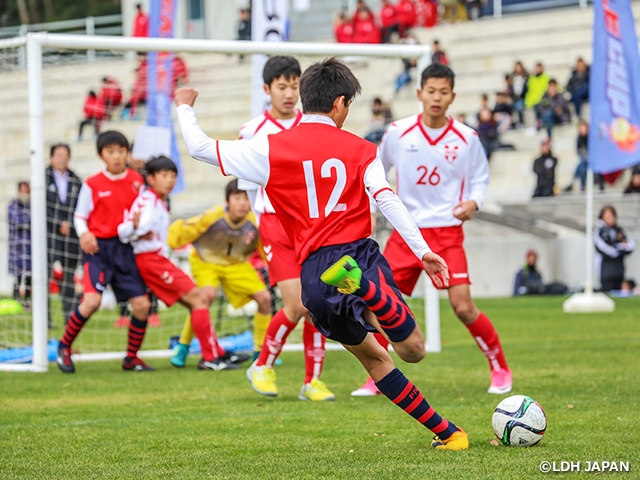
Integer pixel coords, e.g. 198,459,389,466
17,0,30,24
27,0,41,23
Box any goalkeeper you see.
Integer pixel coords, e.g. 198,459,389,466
168,180,272,367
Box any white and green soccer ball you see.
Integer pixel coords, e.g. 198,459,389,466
492,395,547,446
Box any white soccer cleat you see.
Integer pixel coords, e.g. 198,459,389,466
351,377,381,397
488,368,513,394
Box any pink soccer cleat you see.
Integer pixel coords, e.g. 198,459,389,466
148,313,162,328
488,368,512,394
113,316,130,328
351,377,382,397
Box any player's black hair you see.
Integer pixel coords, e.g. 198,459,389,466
263,56,301,86
50,143,71,158
146,155,178,175
299,57,361,113
225,179,246,202
420,63,455,89
599,205,617,220
96,130,130,154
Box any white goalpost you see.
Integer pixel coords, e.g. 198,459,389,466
0,32,439,373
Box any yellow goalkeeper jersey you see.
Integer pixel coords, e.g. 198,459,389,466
167,206,260,266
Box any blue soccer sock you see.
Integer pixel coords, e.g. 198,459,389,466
375,368,460,440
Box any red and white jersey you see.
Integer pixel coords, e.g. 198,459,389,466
177,105,433,264
118,188,170,256
380,115,490,228
237,109,303,215
73,169,144,239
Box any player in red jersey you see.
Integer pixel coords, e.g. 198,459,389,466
353,63,511,396
57,131,152,373
174,58,469,450
237,56,336,402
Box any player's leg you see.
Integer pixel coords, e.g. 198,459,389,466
250,287,272,360
448,284,512,394
299,315,335,401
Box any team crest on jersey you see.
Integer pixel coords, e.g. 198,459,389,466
443,144,459,163
243,230,257,245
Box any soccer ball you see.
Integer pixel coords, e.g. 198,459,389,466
492,395,546,446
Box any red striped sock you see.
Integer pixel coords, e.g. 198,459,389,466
191,308,219,362
256,309,296,368
466,312,509,371
125,316,147,359
303,320,325,384
375,368,459,439
60,308,88,348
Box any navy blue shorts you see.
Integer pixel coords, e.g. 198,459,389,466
82,237,147,303
300,238,415,346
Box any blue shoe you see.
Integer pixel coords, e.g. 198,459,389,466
170,343,190,368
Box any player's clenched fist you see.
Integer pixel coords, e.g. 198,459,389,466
174,87,199,107
421,252,449,289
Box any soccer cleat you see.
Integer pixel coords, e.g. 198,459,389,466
320,255,362,294
246,363,278,397
147,313,162,328
219,350,251,365
431,429,469,451
56,345,75,373
170,343,190,368
198,357,241,371
113,316,130,328
122,357,156,372
488,368,513,395
351,377,382,397
299,378,336,402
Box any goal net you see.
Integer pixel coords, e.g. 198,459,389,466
0,33,437,372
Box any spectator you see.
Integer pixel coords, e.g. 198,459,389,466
99,77,123,119
172,55,189,91
624,167,640,194
525,62,550,110
132,3,149,38
493,91,513,133
237,8,252,41
510,61,528,127
8,181,31,306
379,0,399,43
441,0,461,22
564,120,590,193
415,0,438,28
476,108,499,160
532,139,557,198
456,112,468,125
594,205,635,292
334,11,354,43
513,249,544,295
123,58,147,119
353,9,381,44
364,97,393,144
46,144,83,325
566,57,590,119
431,39,449,65
396,0,417,37
465,0,483,20
535,79,571,138
78,91,105,141
611,278,639,297
394,34,419,93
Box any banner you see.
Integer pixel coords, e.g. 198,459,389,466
147,0,184,193
251,0,289,118
590,0,640,174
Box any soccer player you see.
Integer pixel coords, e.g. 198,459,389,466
167,180,266,370
353,62,511,396
174,58,469,450
57,131,153,373
117,156,242,370
237,56,335,402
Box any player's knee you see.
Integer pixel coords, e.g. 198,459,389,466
253,290,271,311
81,293,101,315
200,286,216,305
452,301,477,325
394,331,425,363
130,296,151,318
285,301,307,323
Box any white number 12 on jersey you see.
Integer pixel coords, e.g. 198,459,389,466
302,159,347,218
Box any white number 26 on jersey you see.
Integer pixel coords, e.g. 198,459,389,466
302,159,347,218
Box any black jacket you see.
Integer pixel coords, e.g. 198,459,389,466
593,220,635,283
46,166,83,261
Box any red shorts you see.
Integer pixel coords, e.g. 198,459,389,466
383,226,470,294
259,213,301,287
135,252,196,307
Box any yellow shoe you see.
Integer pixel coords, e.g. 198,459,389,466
246,363,278,397
431,429,469,451
299,378,336,401
320,255,362,294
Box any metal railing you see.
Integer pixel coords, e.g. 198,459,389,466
493,0,589,18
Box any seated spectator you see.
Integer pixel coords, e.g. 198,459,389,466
334,11,354,43
396,0,417,37
352,9,381,44
594,205,635,292
535,79,571,138
8,181,31,306
123,58,147,120
364,97,393,144
379,0,399,43
415,0,438,28
456,112,468,125
431,39,449,65
99,77,123,119
532,139,557,198
525,62,550,110
476,108,499,160
78,91,105,141
566,57,590,119
465,0,483,20
624,166,640,194
564,120,590,193
493,91,513,133
609,278,639,297
510,61,528,127
513,249,543,295
394,34,419,93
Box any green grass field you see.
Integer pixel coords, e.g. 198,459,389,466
1,296,639,479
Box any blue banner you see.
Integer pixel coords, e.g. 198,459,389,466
590,0,640,174
147,0,184,192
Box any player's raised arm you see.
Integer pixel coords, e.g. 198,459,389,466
364,155,449,288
